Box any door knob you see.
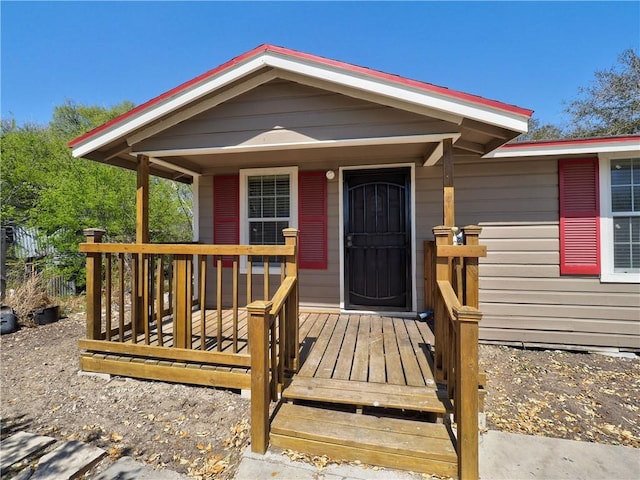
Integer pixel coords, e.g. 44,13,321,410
346,235,352,248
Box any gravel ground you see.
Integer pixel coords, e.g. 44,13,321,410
1,312,638,479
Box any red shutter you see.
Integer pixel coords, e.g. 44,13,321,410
213,175,239,267
559,158,600,275
298,172,327,269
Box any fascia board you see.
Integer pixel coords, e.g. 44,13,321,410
485,140,640,158
263,53,530,133
72,56,269,158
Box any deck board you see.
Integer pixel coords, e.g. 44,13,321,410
368,316,386,383
333,315,359,380
315,314,349,379
297,314,338,377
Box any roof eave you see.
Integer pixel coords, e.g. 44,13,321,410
70,44,533,160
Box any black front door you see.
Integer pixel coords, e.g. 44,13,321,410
344,168,411,310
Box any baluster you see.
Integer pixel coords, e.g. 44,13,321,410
199,255,207,351
143,254,150,345
118,253,125,342
156,256,164,346
105,253,112,341
131,253,139,344
216,257,223,352
264,258,269,300
232,256,239,353
247,257,253,304
186,254,193,349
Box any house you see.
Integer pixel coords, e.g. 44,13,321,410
68,45,639,477
70,44,639,352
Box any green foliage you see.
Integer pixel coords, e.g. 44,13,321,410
1,101,192,289
515,48,640,142
514,118,565,143
566,48,640,137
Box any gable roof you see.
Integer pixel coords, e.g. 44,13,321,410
69,44,533,160
487,135,640,158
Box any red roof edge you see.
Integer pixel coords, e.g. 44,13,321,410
68,44,271,148
69,44,533,149
501,135,640,150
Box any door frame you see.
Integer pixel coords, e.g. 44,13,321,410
338,163,417,315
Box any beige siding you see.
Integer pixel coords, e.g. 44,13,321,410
137,79,453,153
455,158,640,350
187,87,639,350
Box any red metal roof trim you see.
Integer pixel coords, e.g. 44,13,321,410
502,135,640,150
69,44,534,149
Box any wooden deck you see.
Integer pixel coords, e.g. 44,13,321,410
272,314,456,477
80,311,444,407
80,310,456,476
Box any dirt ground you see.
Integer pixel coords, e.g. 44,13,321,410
1,313,638,479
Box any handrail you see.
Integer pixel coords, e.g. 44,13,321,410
270,276,297,318
436,279,461,321
79,242,295,256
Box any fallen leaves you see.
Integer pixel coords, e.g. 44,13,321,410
481,345,640,448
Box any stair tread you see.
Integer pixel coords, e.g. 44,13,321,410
282,376,450,414
271,403,456,463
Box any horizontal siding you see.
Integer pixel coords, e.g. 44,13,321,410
190,115,637,349
137,79,453,152
471,158,640,350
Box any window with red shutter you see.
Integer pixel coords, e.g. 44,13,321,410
559,158,600,275
298,172,327,269
213,175,239,267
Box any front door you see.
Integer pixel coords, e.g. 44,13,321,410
344,168,411,310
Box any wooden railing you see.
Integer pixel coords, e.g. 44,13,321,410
431,225,486,480
79,228,300,453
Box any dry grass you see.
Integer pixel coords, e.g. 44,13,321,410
4,274,54,327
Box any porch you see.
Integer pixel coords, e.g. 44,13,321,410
78,224,485,479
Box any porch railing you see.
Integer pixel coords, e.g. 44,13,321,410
431,225,486,480
79,228,299,453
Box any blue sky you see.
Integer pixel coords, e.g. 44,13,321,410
2,1,638,128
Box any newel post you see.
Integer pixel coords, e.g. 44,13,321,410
432,226,452,382
248,300,273,454
454,305,482,480
283,228,299,372
84,228,106,340
462,225,482,309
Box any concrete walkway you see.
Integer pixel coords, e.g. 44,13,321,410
234,430,640,480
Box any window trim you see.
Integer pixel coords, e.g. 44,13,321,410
239,166,298,274
598,153,640,283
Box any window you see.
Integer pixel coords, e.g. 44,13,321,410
240,167,298,269
600,156,640,282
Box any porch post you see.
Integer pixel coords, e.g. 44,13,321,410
136,154,150,244
442,138,455,227
454,305,482,480
283,228,299,372
248,300,273,454
84,228,106,340
432,226,452,383
134,155,149,337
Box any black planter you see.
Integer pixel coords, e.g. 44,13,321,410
1,306,18,334
32,306,60,325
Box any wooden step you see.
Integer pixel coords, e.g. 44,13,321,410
270,403,457,477
282,376,451,414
